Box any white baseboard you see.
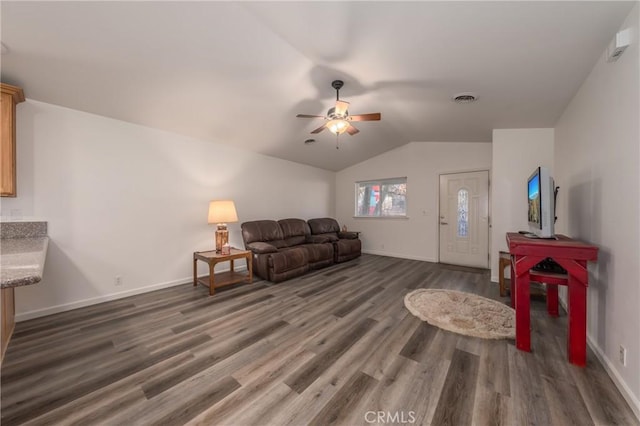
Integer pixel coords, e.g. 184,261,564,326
361,249,436,263
557,298,640,420
15,265,248,322
15,278,190,321
587,334,640,420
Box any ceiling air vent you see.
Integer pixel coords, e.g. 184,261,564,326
452,93,478,104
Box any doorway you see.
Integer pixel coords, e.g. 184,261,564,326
439,170,490,268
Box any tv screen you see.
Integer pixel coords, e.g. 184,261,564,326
527,166,555,238
528,171,541,227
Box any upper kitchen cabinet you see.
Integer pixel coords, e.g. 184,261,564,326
1,83,25,197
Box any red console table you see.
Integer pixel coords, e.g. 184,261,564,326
506,233,598,367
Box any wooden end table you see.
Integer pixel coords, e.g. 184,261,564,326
193,248,253,296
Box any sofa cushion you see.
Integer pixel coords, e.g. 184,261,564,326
306,235,332,244
301,243,334,264
283,236,307,247
278,218,312,248
241,220,284,244
278,218,311,238
314,233,339,242
308,218,340,235
246,242,278,254
270,240,289,249
268,247,308,272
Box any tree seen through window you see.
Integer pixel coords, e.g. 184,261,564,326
356,178,407,217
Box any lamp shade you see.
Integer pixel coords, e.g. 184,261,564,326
208,200,238,224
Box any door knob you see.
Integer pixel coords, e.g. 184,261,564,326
440,222,448,225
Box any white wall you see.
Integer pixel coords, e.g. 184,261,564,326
490,129,554,281
335,142,492,262
554,4,639,416
1,100,335,320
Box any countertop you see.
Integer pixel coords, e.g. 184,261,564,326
0,221,49,289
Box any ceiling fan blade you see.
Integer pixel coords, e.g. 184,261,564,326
334,100,349,116
349,113,381,122
346,124,360,135
296,114,325,119
311,124,327,134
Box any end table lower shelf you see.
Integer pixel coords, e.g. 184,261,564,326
193,248,253,296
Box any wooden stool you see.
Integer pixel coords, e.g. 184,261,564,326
498,251,511,297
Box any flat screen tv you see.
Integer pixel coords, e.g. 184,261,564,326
527,166,556,238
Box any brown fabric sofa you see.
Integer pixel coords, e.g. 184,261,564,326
241,218,359,283
307,218,362,263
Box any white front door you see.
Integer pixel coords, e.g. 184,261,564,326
439,171,489,268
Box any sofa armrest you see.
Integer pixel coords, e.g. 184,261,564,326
338,231,359,240
306,235,332,244
246,242,279,254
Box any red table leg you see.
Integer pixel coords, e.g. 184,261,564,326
567,266,588,366
510,257,516,309
547,284,559,317
515,268,531,352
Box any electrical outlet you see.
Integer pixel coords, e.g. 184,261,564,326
380,243,385,250
115,276,123,287
619,345,627,366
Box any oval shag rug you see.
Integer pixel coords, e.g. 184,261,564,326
404,289,515,339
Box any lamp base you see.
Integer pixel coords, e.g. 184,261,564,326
215,224,228,253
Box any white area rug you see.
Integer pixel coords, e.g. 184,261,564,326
404,289,515,339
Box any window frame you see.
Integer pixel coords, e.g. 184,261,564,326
353,177,408,218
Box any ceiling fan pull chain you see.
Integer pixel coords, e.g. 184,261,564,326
336,134,339,149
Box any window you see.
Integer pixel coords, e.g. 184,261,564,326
457,188,469,237
355,177,407,217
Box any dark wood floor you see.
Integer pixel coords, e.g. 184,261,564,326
1,254,637,426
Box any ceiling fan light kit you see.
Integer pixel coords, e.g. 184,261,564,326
327,119,349,135
296,79,381,141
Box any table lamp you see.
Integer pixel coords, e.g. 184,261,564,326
208,200,238,253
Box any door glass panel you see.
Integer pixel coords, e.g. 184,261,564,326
457,189,469,237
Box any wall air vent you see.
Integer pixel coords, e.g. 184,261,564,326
452,93,478,104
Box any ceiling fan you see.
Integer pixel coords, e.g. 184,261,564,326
296,80,381,137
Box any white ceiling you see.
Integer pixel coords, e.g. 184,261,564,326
0,1,634,171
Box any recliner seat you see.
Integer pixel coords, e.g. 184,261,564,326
307,217,362,263
241,220,308,282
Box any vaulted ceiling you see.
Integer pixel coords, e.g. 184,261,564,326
1,2,634,171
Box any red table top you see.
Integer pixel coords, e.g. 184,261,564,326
506,233,598,261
